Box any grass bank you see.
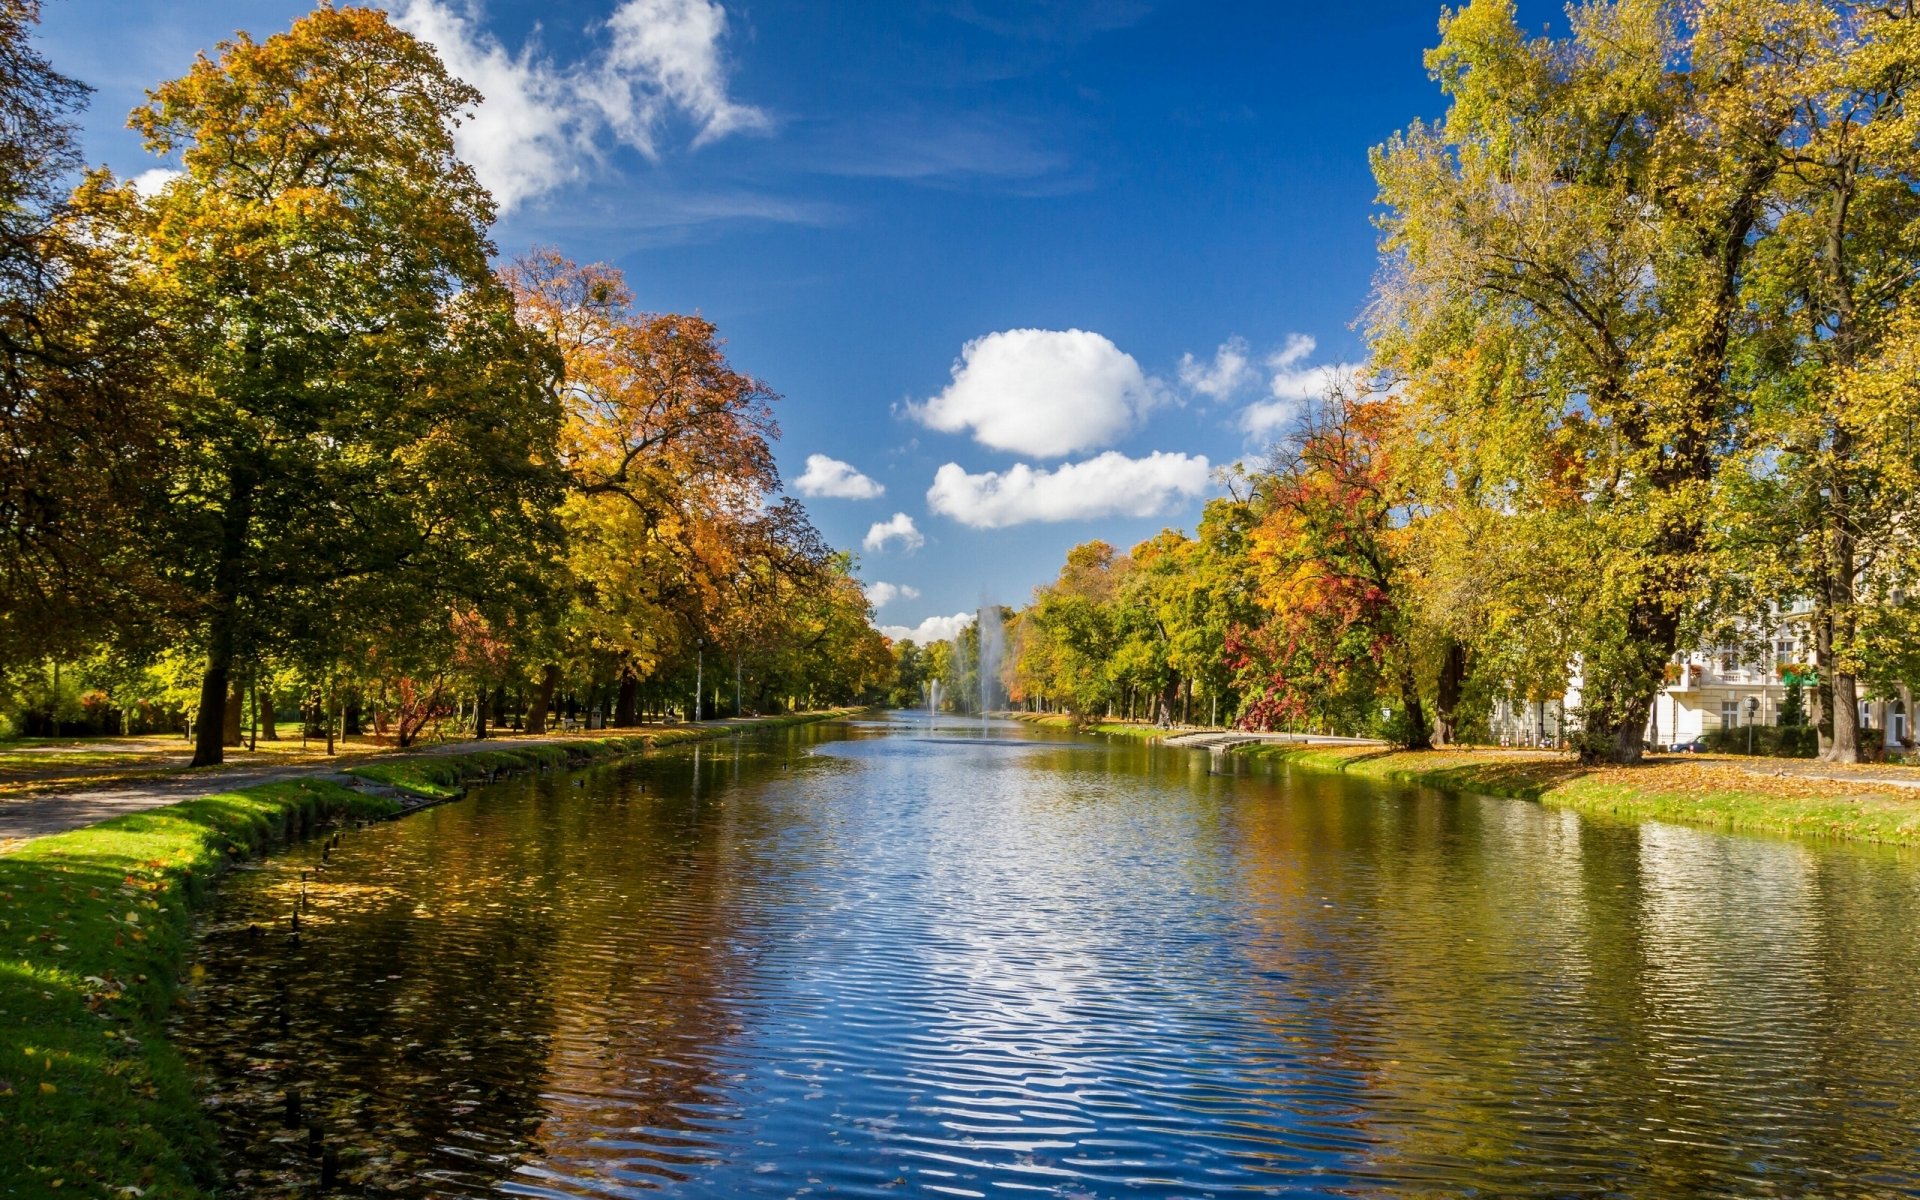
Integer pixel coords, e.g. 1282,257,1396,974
1239,743,1920,847
0,779,396,1198
0,708,852,1198
1001,712,1176,739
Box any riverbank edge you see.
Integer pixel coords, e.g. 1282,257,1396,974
1001,712,1163,739
0,709,853,1199
1235,743,1920,848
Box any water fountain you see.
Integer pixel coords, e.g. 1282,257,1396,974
976,604,1003,719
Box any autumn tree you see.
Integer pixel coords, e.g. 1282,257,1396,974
127,6,560,765
1372,0,1809,763
1732,3,1920,762
507,249,836,724
1236,387,1430,748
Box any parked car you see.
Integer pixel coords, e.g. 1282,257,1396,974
1669,738,1710,753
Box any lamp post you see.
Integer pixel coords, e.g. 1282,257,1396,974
694,637,704,723
1747,695,1759,756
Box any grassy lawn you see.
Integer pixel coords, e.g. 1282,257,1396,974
1240,743,1920,847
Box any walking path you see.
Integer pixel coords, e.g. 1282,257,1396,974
0,716,814,851
1717,757,1920,791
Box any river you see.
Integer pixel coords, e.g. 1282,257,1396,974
173,714,1920,1197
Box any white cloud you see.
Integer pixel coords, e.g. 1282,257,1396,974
878,612,975,645
129,168,181,197
1178,336,1256,400
926,450,1211,529
389,0,765,212
793,453,884,499
864,581,921,608
1269,333,1316,371
590,0,769,149
1241,334,1365,439
909,328,1158,457
862,512,925,552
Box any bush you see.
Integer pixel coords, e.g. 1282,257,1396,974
1702,725,1819,758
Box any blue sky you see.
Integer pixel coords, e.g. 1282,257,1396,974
45,0,1467,643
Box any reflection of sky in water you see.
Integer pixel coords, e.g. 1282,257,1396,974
176,717,1920,1198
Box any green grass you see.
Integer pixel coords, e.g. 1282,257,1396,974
1087,722,1172,740
0,707,855,1198
1238,744,1920,847
1002,713,1183,740
0,779,398,1199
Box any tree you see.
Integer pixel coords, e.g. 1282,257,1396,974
506,250,834,724
1236,386,1430,748
1372,0,1808,763
1734,4,1920,762
0,2,168,665
127,6,560,765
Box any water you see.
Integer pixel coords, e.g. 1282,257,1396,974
174,715,1920,1197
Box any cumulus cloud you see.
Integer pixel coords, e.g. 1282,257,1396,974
863,512,925,552
389,0,766,212
793,453,884,499
1241,334,1364,438
1177,336,1256,400
926,450,1211,529
864,581,921,608
878,612,975,645
129,168,181,197
910,328,1158,457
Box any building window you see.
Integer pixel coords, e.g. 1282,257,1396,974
1775,640,1794,666
1722,700,1740,729
1895,701,1908,745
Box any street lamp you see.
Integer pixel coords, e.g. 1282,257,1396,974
694,637,704,723
1746,695,1759,755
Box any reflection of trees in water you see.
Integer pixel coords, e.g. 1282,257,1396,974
517,749,777,1190
1223,774,1920,1196
174,739,811,1196
175,726,1920,1197
176,835,564,1194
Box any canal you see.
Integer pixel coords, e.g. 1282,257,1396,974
173,715,1920,1197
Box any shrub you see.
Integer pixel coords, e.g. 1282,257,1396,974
1701,725,1818,758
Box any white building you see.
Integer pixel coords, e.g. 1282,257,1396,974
1489,606,1914,752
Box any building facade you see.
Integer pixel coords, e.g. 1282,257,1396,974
1489,607,1914,753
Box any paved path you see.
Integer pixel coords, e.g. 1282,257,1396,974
0,717,811,851
1717,757,1920,791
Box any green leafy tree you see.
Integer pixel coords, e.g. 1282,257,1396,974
1372,0,1809,762
126,6,560,765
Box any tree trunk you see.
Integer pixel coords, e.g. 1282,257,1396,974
473,687,488,740
222,680,244,747
1822,443,1863,764
1829,670,1862,763
1400,664,1432,751
191,470,254,768
1434,637,1467,746
615,671,638,728
258,680,278,739
527,663,558,735
1154,676,1179,728
342,695,362,737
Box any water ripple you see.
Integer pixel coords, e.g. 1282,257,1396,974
173,719,1920,1197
